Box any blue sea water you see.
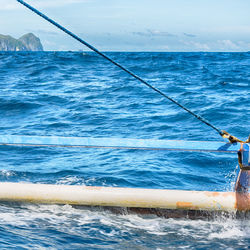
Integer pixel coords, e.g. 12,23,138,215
0,51,249,249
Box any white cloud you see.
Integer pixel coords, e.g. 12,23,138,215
181,40,210,51
0,1,21,10
204,25,250,34
133,29,176,37
31,0,89,8
0,0,89,10
218,39,239,50
161,45,169,50
148,30,176,37
216,40,250,51
183,33,196,38
191,42,210,51
182,39,250,52
237,41,250,49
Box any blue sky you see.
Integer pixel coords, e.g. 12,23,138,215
0,0,249,51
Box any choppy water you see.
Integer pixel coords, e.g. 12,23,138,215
0,52,249,249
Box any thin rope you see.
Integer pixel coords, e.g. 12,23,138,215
17,0,223,136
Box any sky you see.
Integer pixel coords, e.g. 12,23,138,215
0,0,249,51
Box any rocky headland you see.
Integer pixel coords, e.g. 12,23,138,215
0,33,43,51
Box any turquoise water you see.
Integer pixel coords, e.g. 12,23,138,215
0,52,249,249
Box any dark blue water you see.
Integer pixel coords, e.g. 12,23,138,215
0,52,249,249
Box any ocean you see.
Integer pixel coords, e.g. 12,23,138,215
0,51,249,249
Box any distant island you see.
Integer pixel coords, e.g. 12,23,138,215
0,33,43,51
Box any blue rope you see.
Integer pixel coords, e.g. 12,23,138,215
17,0,223,136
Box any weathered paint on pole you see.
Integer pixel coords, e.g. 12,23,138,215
0,182,249,211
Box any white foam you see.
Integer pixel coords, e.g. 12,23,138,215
0,169,15,177
56,176,85,185
0,203,249,246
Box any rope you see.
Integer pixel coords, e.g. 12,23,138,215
17,0,242,141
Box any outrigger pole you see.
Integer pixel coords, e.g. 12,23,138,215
16,0,247,142
0,182,249,215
